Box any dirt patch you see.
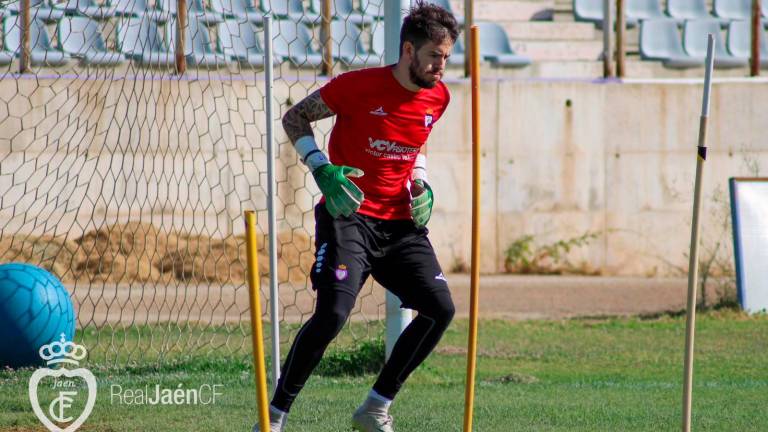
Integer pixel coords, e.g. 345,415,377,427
435,345,534,360
0,223,311,285
482,373,539,385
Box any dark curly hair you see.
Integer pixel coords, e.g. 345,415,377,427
399,0,459,57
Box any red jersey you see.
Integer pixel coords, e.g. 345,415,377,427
319,66,450,220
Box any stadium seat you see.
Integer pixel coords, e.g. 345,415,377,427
424,0,464,25
56,0,115,20
273,20,322,66
639,19,702,68
359,0,383,20
157,0,224,24
0,25,13,65
713,0,751,20
726,20,768,68
108,0,170,21
626,0,667,26
116,17,175,66
261,0,318,24
667,0,726,24
217,19,265,66
57,16,126,65
310,0,372,25
683,19,748,68
572,0,637,29
210,0,264,23
3,16,69,65
447,34,464,65
370,22,384,56
331,20,374,66
573,0,606,27
6,0,65,22
167,16,228,67
476,21,531,67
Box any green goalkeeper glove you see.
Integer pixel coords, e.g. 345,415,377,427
313,164,365,218
410,179,433,228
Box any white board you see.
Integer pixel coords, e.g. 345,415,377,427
730,178,768,314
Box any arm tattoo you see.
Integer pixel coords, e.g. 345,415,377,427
282,90,335,144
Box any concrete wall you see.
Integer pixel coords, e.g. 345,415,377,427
1,76,766,276
429,78,768,275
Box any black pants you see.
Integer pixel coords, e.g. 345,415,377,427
271,203,455,412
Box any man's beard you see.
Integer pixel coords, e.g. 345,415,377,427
408,56,437,89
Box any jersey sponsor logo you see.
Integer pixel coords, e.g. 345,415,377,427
369,106,387,116
366,138,420,160
367,138,419,154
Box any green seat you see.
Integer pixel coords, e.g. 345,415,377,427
56,0,115,20
3,15,69,65
273,19,322,67
107,0,170,21
58,16,126,66
261,0,318,24
667,0,725,24
359,0,383,20
116,17,175,66
167,16,228,67
713,0,751,20
218,19,265,66
683,19,747,68
626,0,666,27
6,0,64,22
476,21,531,68
726,20,768,68
158,0,224,24
331,20,375,66
639,19,702,68
310,0,371,25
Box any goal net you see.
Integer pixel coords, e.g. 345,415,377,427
0,0,387,365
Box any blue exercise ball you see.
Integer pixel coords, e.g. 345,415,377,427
0,263,76,368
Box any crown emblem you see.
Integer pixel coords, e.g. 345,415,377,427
38,334,87,366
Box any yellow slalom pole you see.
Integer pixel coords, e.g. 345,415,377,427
244,211,270,432
463,25,481,432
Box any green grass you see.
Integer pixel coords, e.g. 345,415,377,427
1,310,767,431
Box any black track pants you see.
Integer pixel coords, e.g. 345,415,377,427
270,203,454,412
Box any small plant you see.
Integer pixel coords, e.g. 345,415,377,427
450,256,469,273
314,338,384,377
504,231,601,275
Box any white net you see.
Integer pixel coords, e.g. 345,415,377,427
0,0,388,364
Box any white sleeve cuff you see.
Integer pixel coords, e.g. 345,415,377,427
295,136,330,171
412,153,428,182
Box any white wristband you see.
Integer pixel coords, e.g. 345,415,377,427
412,153,428,182
295,136,330,171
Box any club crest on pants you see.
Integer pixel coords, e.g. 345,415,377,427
335,264,348,281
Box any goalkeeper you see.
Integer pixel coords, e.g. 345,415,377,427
264,2,458,431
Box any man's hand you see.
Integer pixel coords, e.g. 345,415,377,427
410,179,433,228
313,164,365,218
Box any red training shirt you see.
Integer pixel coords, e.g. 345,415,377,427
319,66,450,220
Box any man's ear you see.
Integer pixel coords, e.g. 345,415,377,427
402,41,415,60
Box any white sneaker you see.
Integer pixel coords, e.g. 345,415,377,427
252,406,286,432
252,420,284,432
352,406,395,432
